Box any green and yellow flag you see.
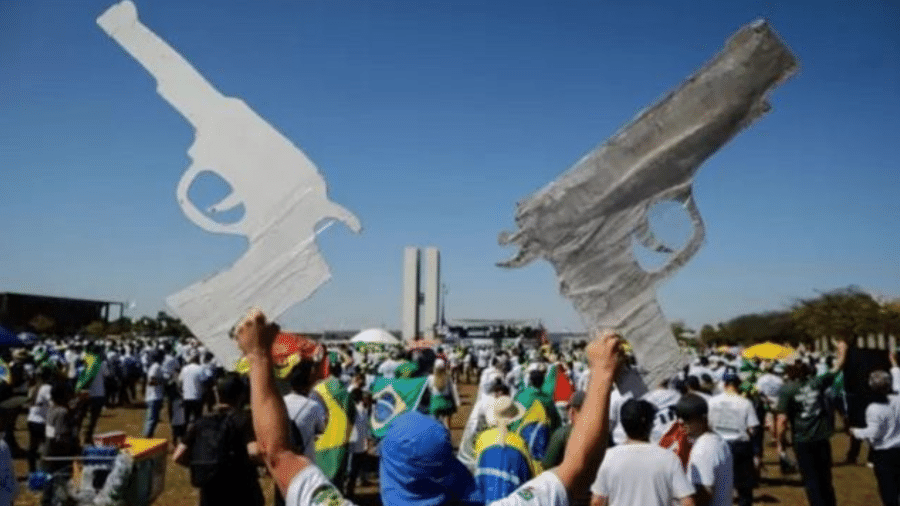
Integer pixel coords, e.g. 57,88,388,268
370,377,427,438
0,358,10,384
313,377,354,481
76,352,103,391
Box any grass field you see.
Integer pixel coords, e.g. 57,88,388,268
11,382,881,505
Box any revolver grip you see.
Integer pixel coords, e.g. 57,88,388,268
176,163,245,236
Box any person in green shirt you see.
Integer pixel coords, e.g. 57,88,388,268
541,391,585,470
775,340,846,506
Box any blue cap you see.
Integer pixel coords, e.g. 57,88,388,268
380,411,482,506
723,371,741,384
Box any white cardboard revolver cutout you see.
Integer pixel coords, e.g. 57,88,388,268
499,21,797,390
98,1,361,367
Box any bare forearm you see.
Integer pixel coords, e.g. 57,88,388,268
557,364,614,493
248,353,289,458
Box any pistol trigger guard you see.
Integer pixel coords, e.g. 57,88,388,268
634,215,675,254
647,186,706,283
175,163,244,236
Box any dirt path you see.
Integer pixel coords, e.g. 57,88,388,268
11,382,880,505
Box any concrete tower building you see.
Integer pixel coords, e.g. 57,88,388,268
401,246,441,341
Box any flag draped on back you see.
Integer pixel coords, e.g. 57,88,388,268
370,377,427,439
76,352,102,391
474,427,537,503
541,363,574,403
313,377,354,480
511,387,559,462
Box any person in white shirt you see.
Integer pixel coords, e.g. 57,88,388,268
142,351,166,437
79,345,109,445
283,361,327,461
376,352,401,379
235,309,624,506
591,398,695,506
26,368,53,473
707,373,759,506
345,388,371,499
676,394,734,506
178,351,206,427
850,358,900,506
427,359,461,429
64,346,81,385
643,380,683,444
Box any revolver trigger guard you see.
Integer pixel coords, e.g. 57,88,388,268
175,163,244,237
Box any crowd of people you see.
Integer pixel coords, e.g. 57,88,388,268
0,315,898,506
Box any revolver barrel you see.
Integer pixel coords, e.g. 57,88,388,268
97,0,226,126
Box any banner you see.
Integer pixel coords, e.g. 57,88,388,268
370,377,427,439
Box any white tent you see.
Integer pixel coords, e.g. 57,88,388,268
350,328,400,345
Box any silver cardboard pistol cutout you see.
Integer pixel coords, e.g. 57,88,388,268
499,20,797,388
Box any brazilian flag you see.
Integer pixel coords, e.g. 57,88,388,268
370,377,427,438
394,360,419,379
76,352,103,391
0,358,9,384
511,387,559,462
474,427,538,503
313,377,355,481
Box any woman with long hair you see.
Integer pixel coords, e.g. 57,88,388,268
427,359,460,429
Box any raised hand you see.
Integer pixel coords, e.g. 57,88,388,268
235,308,280,358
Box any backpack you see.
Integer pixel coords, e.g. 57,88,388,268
189,412,237,487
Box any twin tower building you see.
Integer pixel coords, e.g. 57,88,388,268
401,246,442,341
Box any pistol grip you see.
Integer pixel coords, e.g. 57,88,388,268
176,163,245,236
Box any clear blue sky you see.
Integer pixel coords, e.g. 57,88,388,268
2,0,898,333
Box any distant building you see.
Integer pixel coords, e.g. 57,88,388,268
0,292,124,335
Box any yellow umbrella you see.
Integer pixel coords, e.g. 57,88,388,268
742,341,794,360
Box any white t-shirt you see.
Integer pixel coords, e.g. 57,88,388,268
285,465,567,506
591,443,694,506
643,388,681,443
688,432,734,506
609,388,632,445
755,374,784,405
851,393,900,451
145,363,165,402
377,359,399,379
707,393,759,443
349,402,369,454
64,350,80,379
178,363,205,401
27,384,53,425
162,355,181,380
284,393,328,461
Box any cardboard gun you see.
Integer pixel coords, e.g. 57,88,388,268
499,20,797,389
98,1,361,367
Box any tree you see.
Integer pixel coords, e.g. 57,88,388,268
106,317,133,336
791,286,883,341
84,320,106,337
29,314,55,334
699,324,720,345
133,316,159,336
